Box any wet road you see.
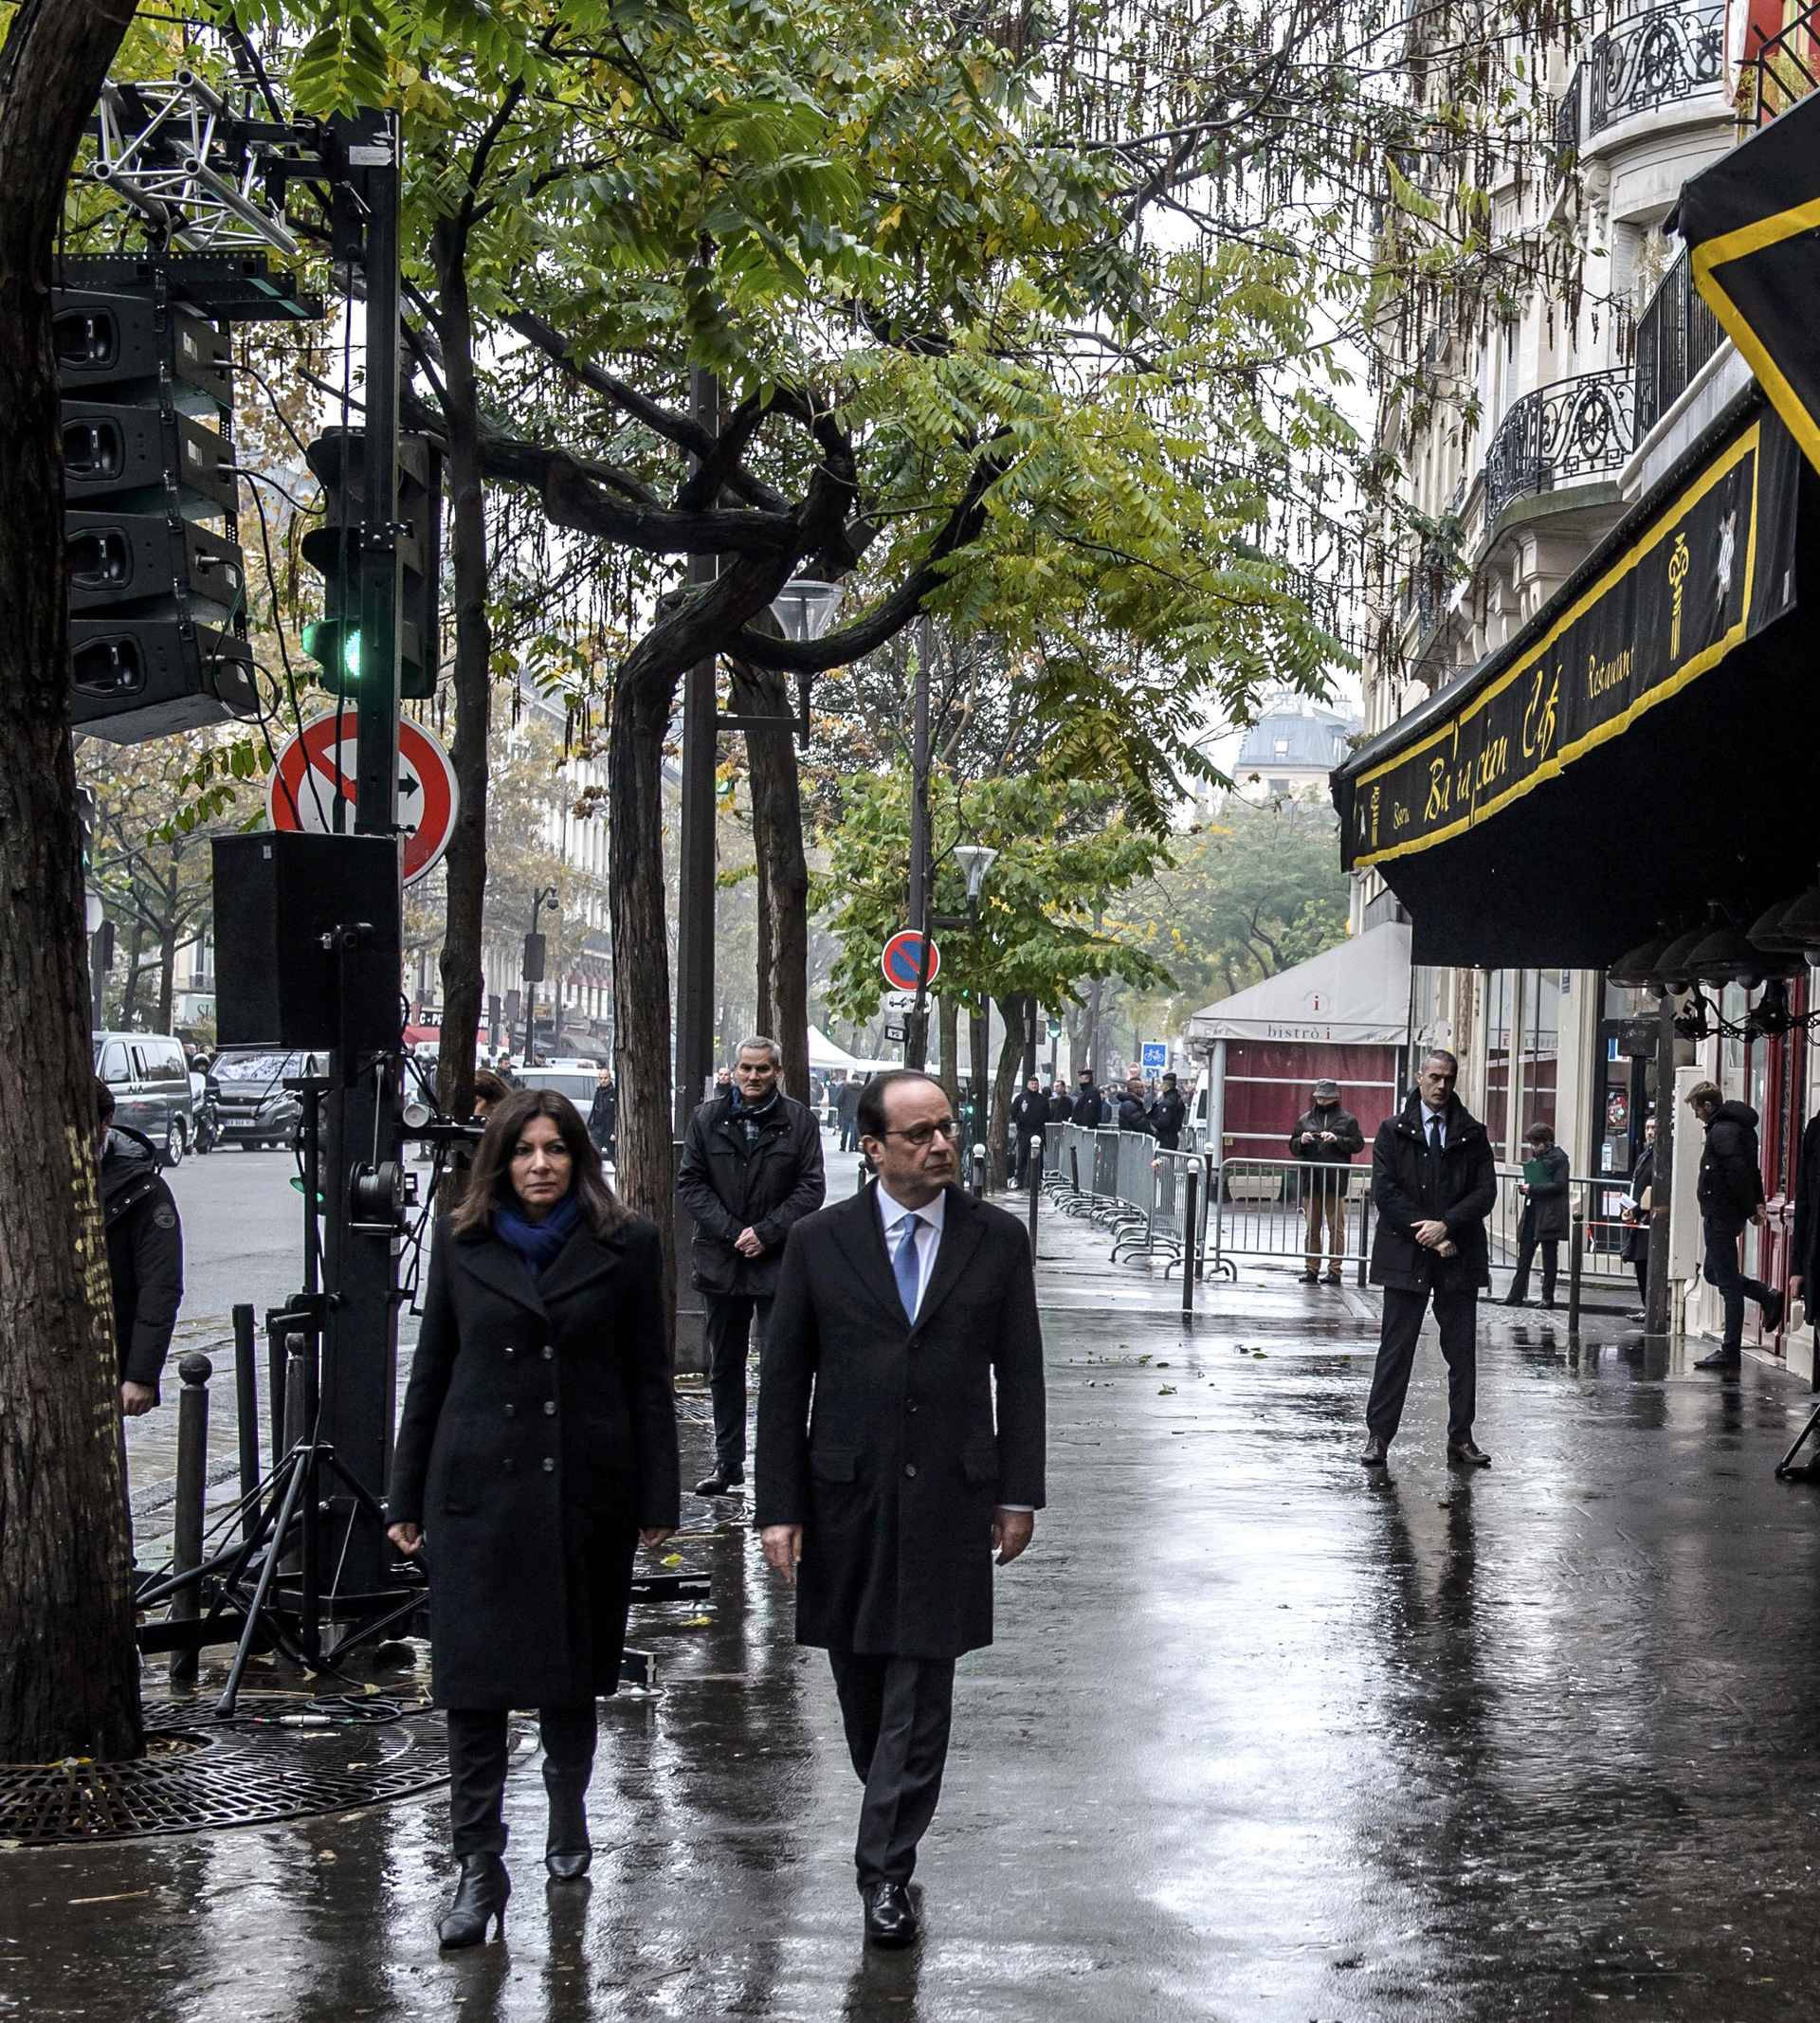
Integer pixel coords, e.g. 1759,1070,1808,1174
15,1209,1820,2019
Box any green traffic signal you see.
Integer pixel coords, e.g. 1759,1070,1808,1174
301,616,363,693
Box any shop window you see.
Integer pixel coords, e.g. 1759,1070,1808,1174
1484,970,1512,1150
1519,967,1559,1138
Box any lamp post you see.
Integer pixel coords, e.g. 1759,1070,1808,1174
523,883,558,1066
953,845,999,1162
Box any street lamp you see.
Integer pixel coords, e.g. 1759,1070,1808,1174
523,883,559,1066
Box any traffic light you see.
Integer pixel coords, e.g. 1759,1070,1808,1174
57,286,258,739
300,427,442,699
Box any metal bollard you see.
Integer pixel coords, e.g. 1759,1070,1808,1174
1568,1213,1585,1336
1027,1135,1043,1250
1182,1165,1199,1317
169,1351,213,1685
972,1143,987,1196
232,1303,261,1541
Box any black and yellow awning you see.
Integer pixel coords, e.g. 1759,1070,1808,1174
1677,91,1820,475
1333,399,1813,968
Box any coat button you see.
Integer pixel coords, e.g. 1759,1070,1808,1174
906,1398,919,1413
541,1457,555,1473
503,1403,516,1418
542,1346,555,1361
501,1458,515,1474
503,1345,516,1358
543,1399,556,1416
903,1463,918,1479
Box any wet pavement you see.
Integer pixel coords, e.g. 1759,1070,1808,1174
14,1195,1820,2019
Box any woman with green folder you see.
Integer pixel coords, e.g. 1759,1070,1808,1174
1504,1121,1571,1309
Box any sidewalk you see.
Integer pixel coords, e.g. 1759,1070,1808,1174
10,1185,1820,2020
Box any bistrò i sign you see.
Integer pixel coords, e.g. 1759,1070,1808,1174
267,712,459,885
881,930,940,992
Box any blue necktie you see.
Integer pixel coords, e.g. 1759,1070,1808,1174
894,1212,923,1321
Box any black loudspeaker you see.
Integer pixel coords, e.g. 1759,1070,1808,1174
212,832,402,1051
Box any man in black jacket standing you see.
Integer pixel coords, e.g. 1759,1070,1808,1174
1150,1072,1187,1151
95,1080,184,1422
1687,1080,1782,1370
1010,1074,1048,1187
677,1037,826,1495
1117,1074,1155,1136
1360,1049,1496,1468
1047,1079,1074,1125
1071,1068,1106,1126
756,1069,1045,1948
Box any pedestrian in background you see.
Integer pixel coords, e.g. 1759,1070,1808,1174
676,1037,827,1496
757,1069,1046,1949
1117,1075,1155,1136
96,1078,183,1427
1359,1049,1495,1469
388,1089,679,1947
1010,1074,1048,1186
1289,1077,1364,1285
1622,1117,1657,1317
1503,1121,1570,1309
1048,1079,1074,1126
837,1074,864,1153
587,1066,617,1161
1688,1080,1782,1371
1071,1069,1105,1127
1150,1072,1187,1152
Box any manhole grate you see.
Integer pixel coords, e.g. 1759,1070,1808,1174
0,1706,449,1846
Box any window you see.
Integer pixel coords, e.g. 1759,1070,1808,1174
1484,971,1512,1149
1273,738,1289,756
1518,969,1558,1138
99,1042,127,1083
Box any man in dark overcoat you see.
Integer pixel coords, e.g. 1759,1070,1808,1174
1010,1074,1048,1187
756,1068,1046,1948
676,1036,826,1495
1149,1072,1187,1151
1360,1048,1496,1468
1071,1068,1106,1126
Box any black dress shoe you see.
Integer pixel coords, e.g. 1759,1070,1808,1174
1695,1346,1742,1371
544,1763,592,1881
694,1469,745,1496
437,1852,510,1949
1502,1295,1528,1308
863,1880,919,1948
1764,1288,1787,1332
1447,1439,1491,1467
1357,1435,1388,1467
1298,1271,1320,1285
1322,1273,1343,1286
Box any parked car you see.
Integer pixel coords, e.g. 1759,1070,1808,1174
515,1066,598,1110
93,1030,195,1168
208,1048,329,1151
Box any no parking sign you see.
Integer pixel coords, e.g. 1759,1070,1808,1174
881,930,940,992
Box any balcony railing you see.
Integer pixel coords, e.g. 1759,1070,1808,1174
1587,1,1725,136
1555,64,1584,155
1746,0,1820,125
1633,249,1724,437
1483,369,1636,519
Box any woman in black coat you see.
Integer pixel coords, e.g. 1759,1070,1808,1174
1621,1121,1657,1311
1504,1121,1571,1308
388,1089,680,1948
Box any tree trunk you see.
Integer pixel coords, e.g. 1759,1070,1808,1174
610,660,682,1341
754,856,774,1039
936,996,961,1116
431,220,492,1174
730,660,809,1102
119,917,146,1027
987,996,1025,1193
157,913,176,1032
0,0,141,1765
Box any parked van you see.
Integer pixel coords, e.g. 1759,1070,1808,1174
208,1047,330,1150
92,1030,195,1167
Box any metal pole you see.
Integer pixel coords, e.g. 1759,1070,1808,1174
1027,1134,1042,1252
1182,1166,1199,1317
168,1351,212,1686
1646,993,1676,1335
231,1303,260,1542
905,613,933,1072
674,366,720,1137
1568,1211,1586,1336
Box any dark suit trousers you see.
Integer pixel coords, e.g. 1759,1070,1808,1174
1703,1219,1771,1350
1507,1212,1558,1304
1367,1286,1478,1446
828,1649,956,1888
704,1292,771,1475
446,1703,596,1857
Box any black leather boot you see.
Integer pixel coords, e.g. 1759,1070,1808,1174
437,1852,510,1948
544,1763,592,1881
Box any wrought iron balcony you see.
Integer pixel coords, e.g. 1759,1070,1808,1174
1633,249,1724,436
1746,0,1820,125
1483,369,1635,519
1555,64,1583,155
1587,1,1724,137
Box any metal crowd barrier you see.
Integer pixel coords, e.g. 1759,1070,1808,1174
1206,1156,1372,1285
1487,1166,1637,1300
1040,1124,1206,1275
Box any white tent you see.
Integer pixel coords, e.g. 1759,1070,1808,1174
1187,921,1411,1046
807,1024,863,1071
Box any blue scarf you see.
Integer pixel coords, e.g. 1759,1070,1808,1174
493,1189,582,1276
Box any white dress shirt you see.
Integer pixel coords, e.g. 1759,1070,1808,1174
877,1179,945,1320
876,1182,1028,1511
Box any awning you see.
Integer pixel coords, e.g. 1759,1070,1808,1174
1333,399,1811,968
807,1023,862,1070
1188,922,1410,1046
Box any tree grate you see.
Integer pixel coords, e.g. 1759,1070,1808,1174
0,1708,449,1846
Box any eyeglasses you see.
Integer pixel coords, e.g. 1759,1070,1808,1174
882,1120,958,1147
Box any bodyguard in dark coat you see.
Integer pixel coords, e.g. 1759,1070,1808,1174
1360,1050,1497,1468
675,1035,826,1495
1010,1075,1048,1185
1071,1069,1107,1126
1687,1081,1781,1368
1503,1121,1570,1307
1149,1073,1188,1151
95,1081,183,1415
756,1068,1046,1949
388,1088,680,1947
1047,1082,1074,1125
